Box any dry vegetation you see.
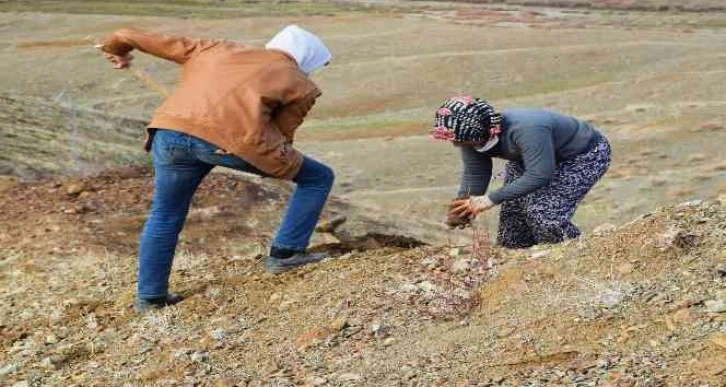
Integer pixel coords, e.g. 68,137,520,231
1,170,724,386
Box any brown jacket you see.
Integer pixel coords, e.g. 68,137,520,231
103,28,321,179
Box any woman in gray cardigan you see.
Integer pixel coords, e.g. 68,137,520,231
432,95,611,248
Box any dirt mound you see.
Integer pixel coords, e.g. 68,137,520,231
1,168,724,386
0,166,460,261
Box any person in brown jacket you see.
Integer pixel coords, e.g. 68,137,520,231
99,25,334,313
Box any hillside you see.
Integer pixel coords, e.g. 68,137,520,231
1,171,724,386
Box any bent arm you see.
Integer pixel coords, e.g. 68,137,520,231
272,89,321,142
457,146,494,199
102,28,221,64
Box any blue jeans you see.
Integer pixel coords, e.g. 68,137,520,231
138,129,334,299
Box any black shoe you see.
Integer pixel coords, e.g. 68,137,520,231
133,293,184,314
265,252,328,274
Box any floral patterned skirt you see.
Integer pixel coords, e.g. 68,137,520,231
497,137,612,249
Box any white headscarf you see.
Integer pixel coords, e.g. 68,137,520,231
265,25,331,75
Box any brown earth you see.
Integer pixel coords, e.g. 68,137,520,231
1,170,724,386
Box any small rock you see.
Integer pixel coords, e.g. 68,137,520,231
617,263,634,275
417,281,438,293
41,357,56,370
269,293,281,302
172,348,193,360
676,199,702,209
45,334,58,344
304,376,327,386
190,351,209,363
399,283,419,293
371,323,382,333
530,250,550,259
593,223,617,236
657,226,700,250
599,289,625,308
65,182,85,196
452,259,471,273
449,247,463,257
338,373,362,382
330,317,349,332
709,334,726,349
420,257,438,269
0,363,21,377
216,378,242,387
12,382,29,387
705,299,726,313
383,337,396,346
211,328,226,341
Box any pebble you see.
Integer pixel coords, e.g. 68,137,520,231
304,376,327,386
417,281,438,293
600,289,626,308
530,250,550,259
449,247,463,257
338,373,362,382
330,317,349,332
211,328,226,341
172,348,193,360
191,351,209,363
399,283,419,293
420,257,438,269
0,363,21,377
705,298,726,313
452,259,471,273
65,182,85,196
593,223,617,236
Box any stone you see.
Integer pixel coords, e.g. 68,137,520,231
705,299,726,313
452,259,471,273
216,378,243,387
399,283,419,293
172,348,193,360
600,289,625,308
190,352,209,363
420,257,439,269
676,199,702,209
709,334,726,349
593,223,617,236
211,328,226,341
65,182,85,196
530,250,550,259
417,281,437,293
449,247,464,257
330,317,349,332
304,376,327,386
617,263,634,275
0,363,21,377
338,373,362,382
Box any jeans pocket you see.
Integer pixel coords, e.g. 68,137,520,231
152,131,191,165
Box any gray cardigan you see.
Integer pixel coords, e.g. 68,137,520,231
458,108,603,204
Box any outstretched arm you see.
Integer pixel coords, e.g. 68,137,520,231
100,28,222,65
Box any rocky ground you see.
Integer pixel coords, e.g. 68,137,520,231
1,169,724,386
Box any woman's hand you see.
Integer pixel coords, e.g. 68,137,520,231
448,195,494,221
